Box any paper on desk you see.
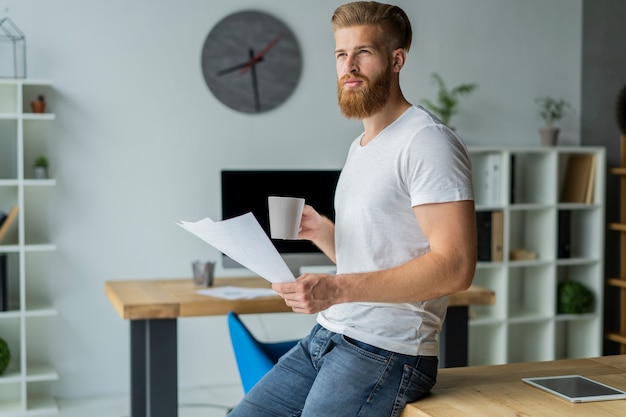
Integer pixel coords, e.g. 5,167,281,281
196,286,277,300
177,212,295,283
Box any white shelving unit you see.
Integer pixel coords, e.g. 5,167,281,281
467,146,605,366
0,79,58,415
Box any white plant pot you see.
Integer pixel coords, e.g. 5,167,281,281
539,127,560,146
34,167,48,179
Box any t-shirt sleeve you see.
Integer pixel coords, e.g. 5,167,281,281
403,125,474,207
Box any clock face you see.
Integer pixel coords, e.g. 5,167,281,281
201,11,303,114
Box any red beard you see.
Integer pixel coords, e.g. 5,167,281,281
337,65,391,119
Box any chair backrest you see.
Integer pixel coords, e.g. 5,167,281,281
227,311,281,393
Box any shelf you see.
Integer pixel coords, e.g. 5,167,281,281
0,79,58,414
606,136,626,353
554,313,596,322
469,317,504,326
26,365,58,382
466,146,605,366
0,245,20,253
555,257,600,266
0,311,21,319
0,79,52,86
507,259,552,268
23,244,57,253
0,369,22,384
21,113,55,121
24,308,57,318
23,179,56,187
508,203,553,211
506,313,552,324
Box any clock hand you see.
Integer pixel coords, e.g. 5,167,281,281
249,48,261,112
216,33,284,77
216,56,264,76
238,32,284,75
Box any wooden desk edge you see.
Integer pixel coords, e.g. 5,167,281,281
105,282,126,319
104,278,494,320
105,280,180,320
400,355,626,417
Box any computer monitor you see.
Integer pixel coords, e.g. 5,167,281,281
221,169,341,275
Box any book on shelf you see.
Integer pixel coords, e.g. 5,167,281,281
0,254,6,311
0,206,18,243
476,210,504,262
491,211,504,261
558,210,571,259
561,154,596,203
480,153,501,206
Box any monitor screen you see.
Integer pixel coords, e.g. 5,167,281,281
221,170,341,273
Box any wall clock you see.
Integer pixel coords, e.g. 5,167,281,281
201,11,303,114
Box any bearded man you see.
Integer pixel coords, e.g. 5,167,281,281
228,2,476,417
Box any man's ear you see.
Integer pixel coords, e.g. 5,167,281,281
392,48,406,72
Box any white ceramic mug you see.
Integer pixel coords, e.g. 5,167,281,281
268,196,305,240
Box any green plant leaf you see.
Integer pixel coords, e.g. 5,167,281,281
0,337,10,375
420,72,477,128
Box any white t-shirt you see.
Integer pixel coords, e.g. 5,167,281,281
317,105,474,356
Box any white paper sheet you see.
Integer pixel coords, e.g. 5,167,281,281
178,212,295,283
196,286,278,300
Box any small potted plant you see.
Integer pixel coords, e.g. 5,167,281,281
34,155,49,179
535,96,572,146
0,337,10,375
31,94,46,113
420,72,478,130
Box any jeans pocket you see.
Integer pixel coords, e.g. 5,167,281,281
405,356,438,398
342,335,392,361
388,357,438,417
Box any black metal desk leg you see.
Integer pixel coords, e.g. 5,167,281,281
131,320,147,417
439,306,469,368
130,319,178,417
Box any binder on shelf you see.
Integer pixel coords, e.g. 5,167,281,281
0,254,6,311
476,211,504,262
561,154,596,203
476,211,492,261
510,154,517,204
0,206,18,243
480,153,501,206
491,211,504,262
558,210,571,258
585,155,597,203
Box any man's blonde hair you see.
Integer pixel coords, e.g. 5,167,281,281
331,1,412,52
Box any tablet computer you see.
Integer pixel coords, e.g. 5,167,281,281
522,375,626,403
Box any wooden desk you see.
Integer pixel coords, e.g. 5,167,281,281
105,277,494,417
401,355,626,417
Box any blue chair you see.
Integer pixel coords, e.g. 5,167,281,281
227,311,299,393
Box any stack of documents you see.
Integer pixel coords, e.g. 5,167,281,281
178,212,296,299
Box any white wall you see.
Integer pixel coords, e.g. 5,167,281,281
0,0,582,399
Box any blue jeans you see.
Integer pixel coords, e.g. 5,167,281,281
228,324,438,417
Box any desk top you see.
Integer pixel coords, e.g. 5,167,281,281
401,355,626,417
105,277,494,320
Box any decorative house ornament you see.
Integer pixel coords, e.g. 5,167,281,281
0,17,26,78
